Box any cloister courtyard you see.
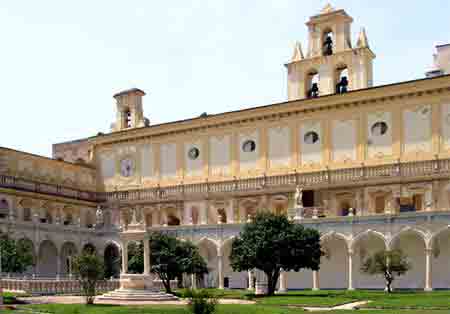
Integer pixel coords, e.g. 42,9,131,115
3,289,450,314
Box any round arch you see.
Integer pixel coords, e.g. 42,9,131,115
390,228,427,289
320,232,349,289
197,238,219,288
17,238,35,275
351,230,387,289
104,242,121,278
60,242,78,276
38,240,58,277
221,237,247,289
430,226,450,289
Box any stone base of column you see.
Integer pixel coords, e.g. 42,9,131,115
277,288,288,293
347,287,355,291
312,287,320,291
424,287,433,292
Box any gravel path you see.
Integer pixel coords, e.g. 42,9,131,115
303,300,370,311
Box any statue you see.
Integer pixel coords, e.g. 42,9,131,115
336,76,348,94
96,206,104,226
294,185,304,220
323,35,333,56
295,185,303,207
130,208,138,225
308,83,319,98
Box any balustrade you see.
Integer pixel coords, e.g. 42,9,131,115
1,277,119,295
2,158,450,204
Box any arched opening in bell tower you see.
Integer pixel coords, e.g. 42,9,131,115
306,70,320,98
322,28,334,56
124,109,132,128
335,65,349,94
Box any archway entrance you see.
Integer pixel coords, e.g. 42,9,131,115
104,243,121,278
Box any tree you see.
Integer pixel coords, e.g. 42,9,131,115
0,232,34,274
72,252,105,305
127,241,144,274
361,249,411,293
149,232,208,294
229,212,322,296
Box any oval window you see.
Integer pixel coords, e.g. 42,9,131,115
304,131,319,144
242,140,256,153
188,147,200,160
371,121,388,136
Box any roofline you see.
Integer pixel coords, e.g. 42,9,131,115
53,136,95,147
0,146,95,169
436,43,450,48
90,73,450,142
113,88,146,98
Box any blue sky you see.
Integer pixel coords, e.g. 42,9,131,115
0,1,449,157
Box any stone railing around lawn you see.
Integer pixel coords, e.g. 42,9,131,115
0,278,120,295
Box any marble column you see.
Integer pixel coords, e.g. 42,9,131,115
348,250,354,290
56,254,61,279
191,274,197,289
247,271,254,290
218,255,224,289
425,248,433,291
312,270,320,291
144,238,150,275
121,241,128,274
278,271,287,292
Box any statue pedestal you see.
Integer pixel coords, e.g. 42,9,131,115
119,274,153,290
99,274,179,301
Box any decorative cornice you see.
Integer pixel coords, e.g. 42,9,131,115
91,75,450,149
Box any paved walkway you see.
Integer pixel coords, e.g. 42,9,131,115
18,296,255,306
303,300,370,311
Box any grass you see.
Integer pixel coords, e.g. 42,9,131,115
4,289,450,313
6,304,450,314
6,304,303,314
178,289,450,308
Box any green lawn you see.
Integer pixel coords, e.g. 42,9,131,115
178,289,450,308
6,304,450,314
4,289,450,314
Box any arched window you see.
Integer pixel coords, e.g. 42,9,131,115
335,66,349,94
306,70,320,99
323,29,334,56
124,109,132,128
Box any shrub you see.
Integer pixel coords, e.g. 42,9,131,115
186,289,218,314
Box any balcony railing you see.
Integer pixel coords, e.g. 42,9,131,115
1,158,449,204
0,174,97,202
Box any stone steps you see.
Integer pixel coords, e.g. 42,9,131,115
98,289,179,301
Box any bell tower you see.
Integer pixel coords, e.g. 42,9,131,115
111,88,149,132
286,4,375,100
